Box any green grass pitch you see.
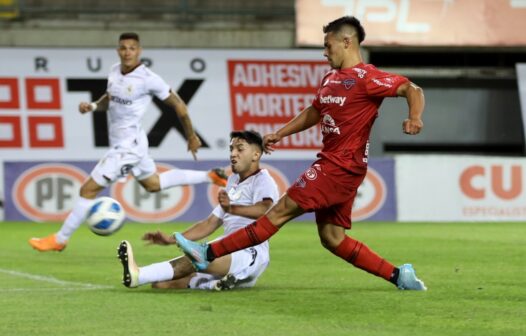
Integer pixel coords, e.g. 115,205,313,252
0,221,524,336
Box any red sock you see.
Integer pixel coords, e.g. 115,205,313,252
210,215,279,258
331,236,395,281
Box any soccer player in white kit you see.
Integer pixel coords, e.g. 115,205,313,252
29,32,227,252
117,130,279,290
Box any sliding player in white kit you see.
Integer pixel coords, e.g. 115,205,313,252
117,130,278,290
29,32,227,252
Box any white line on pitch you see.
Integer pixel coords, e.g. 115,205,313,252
0,287,112,292
0,268,113,289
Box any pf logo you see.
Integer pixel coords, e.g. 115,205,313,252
207,164,289,207
460,165,522,200
111,164,194,222
13,164,87,222
352,168,387,221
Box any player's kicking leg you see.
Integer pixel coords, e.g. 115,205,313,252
29,179,102,252
117,240,139,288
396,264,427,290
208,168,228,187
28,234,66,252
174,232,210,270
142,167,228,192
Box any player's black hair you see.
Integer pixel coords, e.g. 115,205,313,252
230,130,264,152
323,16,366,44
119,32,140,42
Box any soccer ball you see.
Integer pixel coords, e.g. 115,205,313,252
85,197,125,236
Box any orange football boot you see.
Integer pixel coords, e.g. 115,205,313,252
208,168,228,187
28,234,67,252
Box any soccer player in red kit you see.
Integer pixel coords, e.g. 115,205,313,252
175,16,427,290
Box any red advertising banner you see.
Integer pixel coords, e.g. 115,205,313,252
227,60,330,150
296,0,526,47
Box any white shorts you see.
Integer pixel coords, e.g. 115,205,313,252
188,244,270,290
91,141,156,187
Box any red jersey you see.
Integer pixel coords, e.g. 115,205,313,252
311,63,409,174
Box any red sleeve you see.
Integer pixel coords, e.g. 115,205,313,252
312,86,322,111
365,70,409,97
312,71,332,111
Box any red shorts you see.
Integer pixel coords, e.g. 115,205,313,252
287,159,366,229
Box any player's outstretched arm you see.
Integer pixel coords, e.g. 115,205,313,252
180,214,222,241
142,214,221,246
263,105,321,154
163,91,202,160
397,82,425,135
142,230,177,245
218,189,273,219
78,94,109,114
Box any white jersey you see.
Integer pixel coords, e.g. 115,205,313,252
212,169,279,251
106,63,171,148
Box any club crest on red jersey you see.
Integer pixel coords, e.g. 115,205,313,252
343,78,356,90
305,168,318,180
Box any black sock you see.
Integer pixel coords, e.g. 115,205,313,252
206,246,216,262
389,267,400,285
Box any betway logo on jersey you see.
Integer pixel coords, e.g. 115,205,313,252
110,95,132,105
319,95,346,106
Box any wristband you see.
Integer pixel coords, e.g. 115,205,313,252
89,102,98,111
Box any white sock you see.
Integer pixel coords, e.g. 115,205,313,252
138,261,174,285
56,197,94,244
159,169,209,190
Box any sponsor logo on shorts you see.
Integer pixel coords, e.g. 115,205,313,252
119,164,133,178
249,247,257,266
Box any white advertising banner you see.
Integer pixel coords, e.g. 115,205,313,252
396,155,526,221
0,48,330,219
0,47,328,162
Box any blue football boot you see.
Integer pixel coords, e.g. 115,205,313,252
174,232,210,271
397,264,427,291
